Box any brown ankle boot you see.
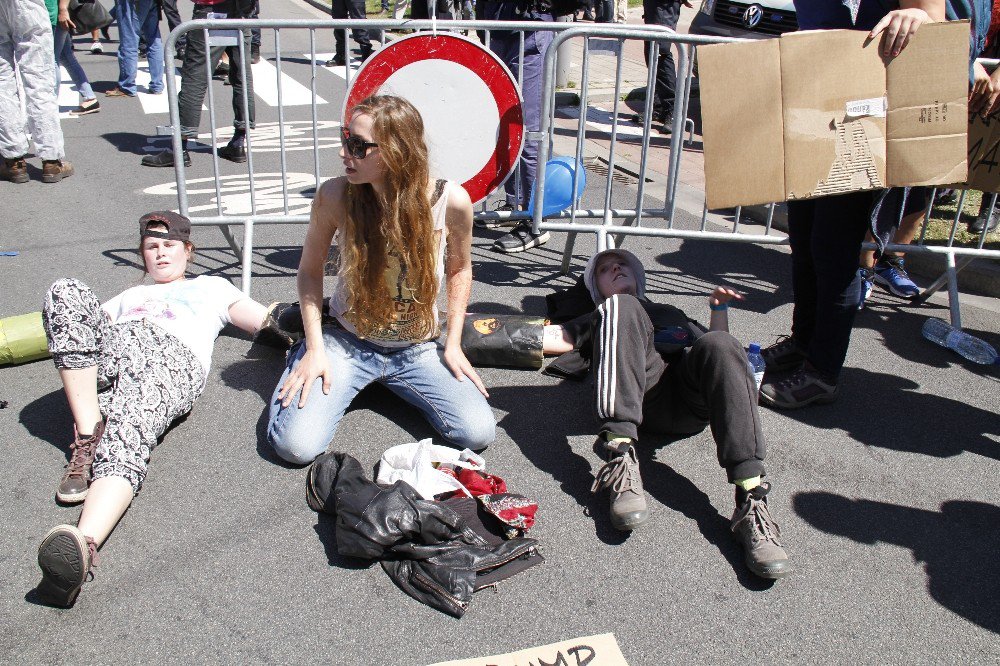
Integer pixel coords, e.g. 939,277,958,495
0,156,29,184
41,159,74,183
56,422,105,504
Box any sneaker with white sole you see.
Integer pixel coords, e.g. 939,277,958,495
56,422,104,504
731,482,791,579
873,257,919,299
591,438,650,531
493,222,550,253
36,524,99,607
90,41,103,54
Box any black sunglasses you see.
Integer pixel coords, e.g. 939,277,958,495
341,128,378,159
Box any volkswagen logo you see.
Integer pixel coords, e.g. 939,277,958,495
743,4,763,28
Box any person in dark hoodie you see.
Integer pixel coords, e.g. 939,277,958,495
539,248,791,580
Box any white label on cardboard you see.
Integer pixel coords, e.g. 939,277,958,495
845,97,887,119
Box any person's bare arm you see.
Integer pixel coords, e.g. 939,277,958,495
708,287,744,333
58,0,75,31
542,324,576,355
443,185,488,397
228,298,270,334
276,178,342,408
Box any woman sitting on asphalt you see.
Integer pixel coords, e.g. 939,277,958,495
35,211,270,608
267,94,495,464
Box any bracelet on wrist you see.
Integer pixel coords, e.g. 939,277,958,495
709,302,729,311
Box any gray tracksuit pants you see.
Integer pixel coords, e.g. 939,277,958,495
593,294,767,482
0,0,64,161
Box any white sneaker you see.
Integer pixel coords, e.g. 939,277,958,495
90,41,103,54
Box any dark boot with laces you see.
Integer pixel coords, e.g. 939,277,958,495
36,524,100,607
591,438,649,531
731,482,791,579
56,422,104,504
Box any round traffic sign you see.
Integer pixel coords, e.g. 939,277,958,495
344,32,524,204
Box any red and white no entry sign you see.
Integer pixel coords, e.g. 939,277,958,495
343,33,524,205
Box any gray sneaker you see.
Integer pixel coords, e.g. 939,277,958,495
760,336,806,372
759,366,839,410
590,439,649,531
731,483,791,579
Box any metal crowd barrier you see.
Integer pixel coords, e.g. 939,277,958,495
531,31,1000,328
162,17,593,293
162,19,998,331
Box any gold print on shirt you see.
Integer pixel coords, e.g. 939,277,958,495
348,252,423,342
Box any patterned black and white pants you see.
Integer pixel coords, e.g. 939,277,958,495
42,279,205,494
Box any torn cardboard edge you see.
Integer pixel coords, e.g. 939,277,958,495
699,21,969,210
426,633,630,666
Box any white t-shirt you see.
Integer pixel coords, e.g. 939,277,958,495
101,276,246,378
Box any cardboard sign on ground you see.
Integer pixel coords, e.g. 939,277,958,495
427,633,629,666
966,113,1000,193
699,21,969,209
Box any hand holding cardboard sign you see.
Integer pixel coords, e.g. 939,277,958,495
970,61,996,117
869,7,935,57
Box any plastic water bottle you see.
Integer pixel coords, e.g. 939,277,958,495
747,343,766,391
921,318,999,365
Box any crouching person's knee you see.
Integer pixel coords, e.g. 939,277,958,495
443,409,496,453
267,421,330,466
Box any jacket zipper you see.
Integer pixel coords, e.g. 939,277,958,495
413,571,469,613
473,545,540,592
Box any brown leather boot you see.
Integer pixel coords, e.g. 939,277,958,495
41,159,74,183
56,421,105,504
0,156,29,184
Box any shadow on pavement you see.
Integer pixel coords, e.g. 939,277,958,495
101,131,153,156
794,491,1000,634
638,445,775,591
775,366,1000,461
487,380,628,546
652,240,792,316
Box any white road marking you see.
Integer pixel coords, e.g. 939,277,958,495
251,58,326,106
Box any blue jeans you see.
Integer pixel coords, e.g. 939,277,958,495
481,8,553,206
53,25,95,100
115,0,163,94
267,326,496,464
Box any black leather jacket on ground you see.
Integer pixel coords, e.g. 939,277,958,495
307,452,542,618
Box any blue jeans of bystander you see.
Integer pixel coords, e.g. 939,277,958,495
114,0,163,95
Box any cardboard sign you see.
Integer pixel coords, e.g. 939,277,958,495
427,633,630,666
966,113,1000,193
699,21,969,209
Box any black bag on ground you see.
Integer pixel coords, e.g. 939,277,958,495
68,0,113,36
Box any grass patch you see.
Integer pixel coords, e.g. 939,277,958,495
925,189,1000,250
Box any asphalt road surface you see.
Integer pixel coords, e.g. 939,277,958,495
2,1,999,663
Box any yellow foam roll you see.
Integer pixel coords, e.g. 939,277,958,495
0,312,50,366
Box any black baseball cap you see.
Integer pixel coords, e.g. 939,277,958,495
139,211,192,242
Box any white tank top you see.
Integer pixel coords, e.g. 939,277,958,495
328,180,451,347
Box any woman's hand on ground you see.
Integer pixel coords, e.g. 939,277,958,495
443,345,489,398
277,347,331,409
709,286,744,308
869,8,932,57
